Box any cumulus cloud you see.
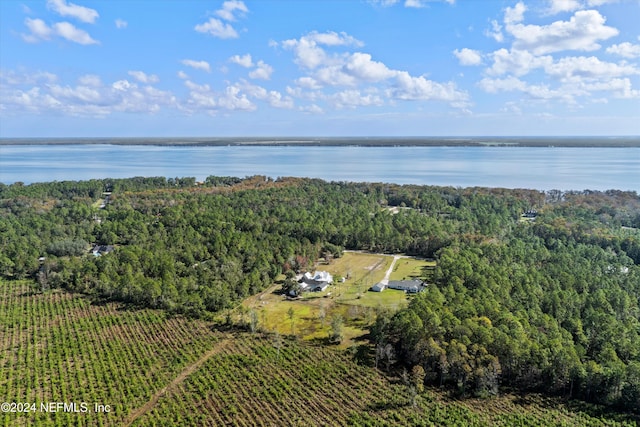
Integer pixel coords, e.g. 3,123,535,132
238,81,294,108
115,19,127,29
282,31,363,69
282,31,468,108
23,18,98,45
390,71,469,103
53,21,98,44
46,0,98,24
486,48,552,76
195,1,248,39
328,89,384,109
78,74,102,87
506,8,618,55
344,52,397,81
181,59,211,73
546,0,581,14
128,71,160,84
229,54,254,67
485,20,504,43
606,42,640,59
249,61,273,80
1,71,176,117
544,56,639,80
22,18,53,42
472,0,639,109
453,48,483,66
195,18,238,39
504,2,527,25
215,0,248,21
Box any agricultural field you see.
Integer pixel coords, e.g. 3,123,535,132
1,280,636,426
0,280,224,427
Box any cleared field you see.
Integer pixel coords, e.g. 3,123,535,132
242,252,410,346
389,257,436,281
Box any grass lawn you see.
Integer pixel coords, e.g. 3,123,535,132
390,257,436,281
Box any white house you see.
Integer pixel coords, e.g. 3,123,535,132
299,271,333,292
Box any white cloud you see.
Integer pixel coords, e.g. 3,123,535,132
1,71,176,117
504,2,527,25
24,19,98,45
22,18,53,42
453,48,483,66
177,71,189,80
478,76,572,102
229,54,254,68
606,42,640,59
545,56,639,80
115,19,127,29
239,81,294,108
249,61,273,80
546,0,581,14
486,48,552,76
215,0,248,21
53,21,98,45
181,59,211,73
46,0,98,24
217,85,256,111
299,104,324,114
506,9,619,55
328,89,384,109
294,77,323,90
390,71,469,103
306,31,363,47
78,74,101,87
283,31,468,109
196,1,248,39
344,52,397,81
128,71,160,84
282,31,363,69
195,18,238,39
485,20,504,43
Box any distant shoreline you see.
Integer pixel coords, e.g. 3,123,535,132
1,136,640,148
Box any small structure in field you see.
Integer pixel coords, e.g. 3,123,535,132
370,282,386,292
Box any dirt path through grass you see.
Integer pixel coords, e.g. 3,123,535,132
122,336,231,426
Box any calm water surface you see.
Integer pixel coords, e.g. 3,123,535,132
1,145,638,191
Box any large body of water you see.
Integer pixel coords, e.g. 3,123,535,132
1,144,639,192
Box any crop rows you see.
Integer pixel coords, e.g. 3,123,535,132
135,334,634,427
0,281,222,427
1,281,633,426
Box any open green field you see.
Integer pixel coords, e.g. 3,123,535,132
1,280,635,427
389,257,436,281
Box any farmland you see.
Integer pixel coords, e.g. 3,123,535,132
1,279,635,427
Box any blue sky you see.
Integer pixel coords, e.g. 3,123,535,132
1,0,639,137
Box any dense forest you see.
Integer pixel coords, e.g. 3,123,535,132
0,176,639,413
